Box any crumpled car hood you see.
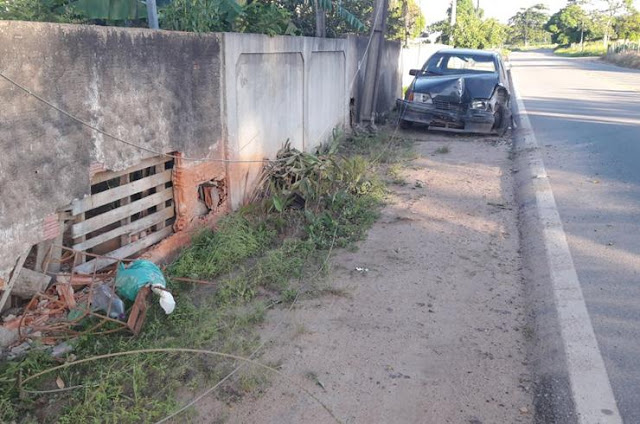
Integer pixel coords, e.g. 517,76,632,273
412,73,500,103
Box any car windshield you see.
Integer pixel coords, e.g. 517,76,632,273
422,53,497,75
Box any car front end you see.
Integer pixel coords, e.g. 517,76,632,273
397,92,496,134
397,49,511,135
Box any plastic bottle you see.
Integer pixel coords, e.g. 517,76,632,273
91,284,126,320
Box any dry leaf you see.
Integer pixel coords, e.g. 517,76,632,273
56,376,65,389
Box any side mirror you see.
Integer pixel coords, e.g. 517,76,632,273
409,69,420,76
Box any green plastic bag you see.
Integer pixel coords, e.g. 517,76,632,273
115,260,167,301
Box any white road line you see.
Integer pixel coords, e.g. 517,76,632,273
511,74,622,424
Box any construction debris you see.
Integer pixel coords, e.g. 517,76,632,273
0,251,28,311
0,245,173,353
116,259,175,315
11,268,52,299
51,341,74,358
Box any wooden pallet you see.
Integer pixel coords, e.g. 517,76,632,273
70,156,175,274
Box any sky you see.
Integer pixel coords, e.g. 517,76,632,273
419,0,640,25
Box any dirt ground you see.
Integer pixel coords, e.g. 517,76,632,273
197,128,534,423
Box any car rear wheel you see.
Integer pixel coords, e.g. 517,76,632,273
399,119,413,129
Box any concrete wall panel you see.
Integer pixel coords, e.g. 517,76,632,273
349,36,402,120
236,52,304,155
223,33,353,208
375,40,402,116
308,51,346,147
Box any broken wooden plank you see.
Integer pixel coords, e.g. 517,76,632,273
56,283,76,309
91,156,170,185
10,269,52,298
74,226,173,274
71,188,173,239
119,173,132,248
73,211,87,264
153,162,169,232
72,170,172,215
127,286,151,335
35,239,54,273
72,206,175,252
0,251,29,311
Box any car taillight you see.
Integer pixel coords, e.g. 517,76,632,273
407,91,414,101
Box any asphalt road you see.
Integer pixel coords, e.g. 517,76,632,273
511,50,640,423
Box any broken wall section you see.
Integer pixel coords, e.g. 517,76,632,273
0,22,227,282
0,24,404,294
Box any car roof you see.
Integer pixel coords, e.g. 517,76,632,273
435,48,499,58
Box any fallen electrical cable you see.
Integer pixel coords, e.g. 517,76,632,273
20,347,343,424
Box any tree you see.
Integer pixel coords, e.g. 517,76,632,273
271,0,370,37
312,0,365,37
482,18,509,48
614,9,640,41
545,4,589,45
387,0,426,44
238,0,296,36
597,0,632,47
508,3,549,46
0,0,82,22
427,0,507,48
160,0,243,32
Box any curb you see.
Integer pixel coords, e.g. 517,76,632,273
508,69,622,424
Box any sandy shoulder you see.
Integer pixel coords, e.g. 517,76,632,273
198,131,534,424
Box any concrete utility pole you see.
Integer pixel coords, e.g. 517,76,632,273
359,0,389,124
314,0,327,38
402,0,409,47
450,0,456,46
450,0,456,26
147,0,159,29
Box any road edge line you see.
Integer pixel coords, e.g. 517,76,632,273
508,69,622,424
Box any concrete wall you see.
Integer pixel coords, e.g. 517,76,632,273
350,36,402,122
0,22,401,283
0,21,226,281
375,39,402,116
222,33,356,208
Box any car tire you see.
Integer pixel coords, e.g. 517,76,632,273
399,119,413,129
493,104,508,136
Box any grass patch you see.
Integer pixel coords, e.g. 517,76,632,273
603,52,640,69
1,131,413,423
340,132,417,164
387,163,406,186
168,213,275,279
435,145,450,154
554,42,606,57
508,44,557,52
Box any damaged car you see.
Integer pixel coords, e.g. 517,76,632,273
397,48,511,135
